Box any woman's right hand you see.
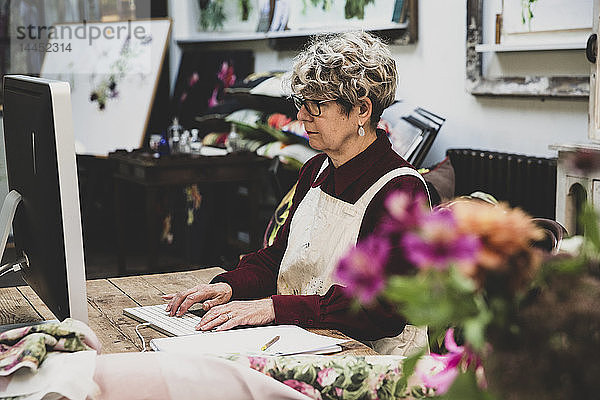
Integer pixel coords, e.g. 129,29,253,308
162,283,233,316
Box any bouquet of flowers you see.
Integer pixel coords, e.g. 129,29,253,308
334,168,600,398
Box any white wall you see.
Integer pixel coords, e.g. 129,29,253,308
168,0,590,166
396,0,589,165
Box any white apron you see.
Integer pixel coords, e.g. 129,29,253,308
277,158,430,356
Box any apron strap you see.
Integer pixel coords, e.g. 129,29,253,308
313,157,329,185
313,158,430,208
356,167,431,209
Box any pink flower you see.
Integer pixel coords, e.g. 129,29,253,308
247,356,267,373
188,72,200,87
381,192,429,234
316,367,338,387
267,113,292,129
217,61,236,88
366,372,386,394
415,328,482,395
334,236,388,304
401,209,480,270
282,380,323,400
415,355,459,395
208,88,219,108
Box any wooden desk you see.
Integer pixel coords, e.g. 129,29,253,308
0,267,376,356
108,151,271,273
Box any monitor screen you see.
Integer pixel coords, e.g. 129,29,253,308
1,75,88,324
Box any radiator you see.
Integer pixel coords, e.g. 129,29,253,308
447,149,557,219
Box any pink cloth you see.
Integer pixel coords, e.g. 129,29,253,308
93,352,310,400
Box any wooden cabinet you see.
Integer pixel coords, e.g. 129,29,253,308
108,150,271,273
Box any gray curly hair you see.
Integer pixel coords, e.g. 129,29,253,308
289,31,397,128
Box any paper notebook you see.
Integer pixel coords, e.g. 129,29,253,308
149,324,349,356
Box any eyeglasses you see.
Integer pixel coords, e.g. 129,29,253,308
291,94,336,117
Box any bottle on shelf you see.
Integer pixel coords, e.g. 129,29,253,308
225,123,239,153
180,130,191,154
167,117,183,154
190,128,202,154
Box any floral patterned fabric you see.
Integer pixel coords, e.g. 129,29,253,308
225,354,427,400
0,318,101,376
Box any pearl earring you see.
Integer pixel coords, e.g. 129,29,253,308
358,124,365,137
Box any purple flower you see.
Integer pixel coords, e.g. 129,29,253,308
415,328,482,395
334,236,389,304
401,209,480,270
383,191,429,230
282,380,323,400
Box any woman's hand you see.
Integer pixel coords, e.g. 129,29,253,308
197,298,275,332
162,283,233,316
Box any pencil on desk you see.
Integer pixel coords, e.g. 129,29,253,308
260,335,280,351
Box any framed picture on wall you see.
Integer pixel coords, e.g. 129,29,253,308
501,0,593,47
171,50,255,128
466,0,591,98
286,0,397,31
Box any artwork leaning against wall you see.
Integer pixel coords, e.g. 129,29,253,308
466,0,591,97
0,0,151,105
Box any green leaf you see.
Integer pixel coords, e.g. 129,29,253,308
462,295,492,350
397,349,427,395
449,266,477,293
463,317,486,351
582,203,600,250
438,371,492,400
385,270,481,336
293,364,317,384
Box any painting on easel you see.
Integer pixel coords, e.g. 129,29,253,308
41,18,171,156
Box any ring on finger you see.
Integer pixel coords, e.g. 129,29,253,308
226,312,232,320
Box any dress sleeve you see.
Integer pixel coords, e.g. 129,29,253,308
272,285,406,341
210,155,325,300
272,174,427,341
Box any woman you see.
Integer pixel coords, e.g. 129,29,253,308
165,31,429,355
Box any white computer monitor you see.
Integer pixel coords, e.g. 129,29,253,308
0,75,88,324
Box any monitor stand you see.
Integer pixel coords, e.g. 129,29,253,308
0,190,55,331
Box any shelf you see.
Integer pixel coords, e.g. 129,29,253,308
175,22,409,44
549,143,600,153
175,23,412,51
475,42,586,53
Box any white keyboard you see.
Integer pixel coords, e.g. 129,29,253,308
123,304,206,337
